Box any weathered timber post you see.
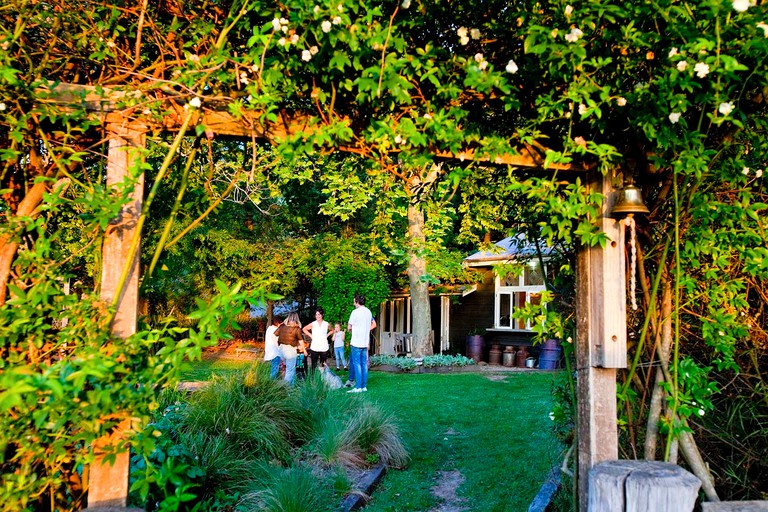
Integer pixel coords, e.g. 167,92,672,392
87,122,146,508
589,460,701,511
575,170,626,511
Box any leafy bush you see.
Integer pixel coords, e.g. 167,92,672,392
369,354,476,370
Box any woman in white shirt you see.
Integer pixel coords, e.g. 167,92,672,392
302,307,329,375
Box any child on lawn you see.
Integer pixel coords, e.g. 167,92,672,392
330,323,347,371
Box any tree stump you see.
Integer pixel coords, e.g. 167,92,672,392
588,460,701,512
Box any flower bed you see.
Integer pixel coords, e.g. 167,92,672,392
369,354,476,372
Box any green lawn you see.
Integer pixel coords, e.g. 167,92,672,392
180,362,566,511
364,371,564,512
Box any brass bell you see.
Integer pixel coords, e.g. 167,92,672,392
610,184,649,217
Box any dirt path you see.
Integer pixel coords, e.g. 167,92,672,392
429,470,469,512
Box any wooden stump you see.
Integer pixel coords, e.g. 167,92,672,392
588,460,701,512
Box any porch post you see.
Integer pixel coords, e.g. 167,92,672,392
88,122,145,508
575,170,627,511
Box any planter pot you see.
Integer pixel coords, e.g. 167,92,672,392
466,335,485,363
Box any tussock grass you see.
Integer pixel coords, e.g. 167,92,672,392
144,360,409,511
181,363,309,461
344,403,409,468
240,465,331,512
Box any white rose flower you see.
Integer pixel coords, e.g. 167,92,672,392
272,18,281,31
338,4,343,11
474,53,484,62
694,62,710,78
189,97,202,109
322,20,332,32
617,97,627,106
677,60,688,71
564,5,573,16
505,59,518,74
578,103,588,115
0,102,6,111
460,36,470,45
733,0,751,12
668,47,678,58
302,50,312,61
669,112,681,124
742,167,750,175
290,33,299,44
564,27,583,43
457,27,468,38
309,45,319,55
278,37,287,46
718,102,734,116
313,5,320,14
478,60,488,70
401,0,411,8
470,28,481,40
756,169,763,178
332,16,342,25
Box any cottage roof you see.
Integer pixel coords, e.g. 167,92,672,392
463,234,552,267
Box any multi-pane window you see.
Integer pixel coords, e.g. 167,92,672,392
494,261,546,331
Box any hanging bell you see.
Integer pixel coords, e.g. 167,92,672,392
610,184,650,217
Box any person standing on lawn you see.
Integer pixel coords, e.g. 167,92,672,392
276,312,305,385
347,293,376,393
330,323,347,371
264,315,283,379
302,307,330,375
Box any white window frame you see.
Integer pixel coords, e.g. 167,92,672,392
493,261,546,331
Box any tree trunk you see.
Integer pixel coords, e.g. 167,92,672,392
406,202,433,357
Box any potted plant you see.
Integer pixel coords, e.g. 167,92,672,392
466,326,486,363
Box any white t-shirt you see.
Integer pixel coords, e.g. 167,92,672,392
264,324,280,361
348,306,373,348
308,320,329,352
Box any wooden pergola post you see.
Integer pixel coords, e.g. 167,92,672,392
575,170,627,511
87,122,146,508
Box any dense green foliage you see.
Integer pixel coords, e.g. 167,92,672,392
1,0,768,506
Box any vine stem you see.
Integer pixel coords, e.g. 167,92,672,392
665,171,682,460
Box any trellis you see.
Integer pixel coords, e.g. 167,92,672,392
49,83,627,511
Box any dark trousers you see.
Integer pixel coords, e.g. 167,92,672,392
308,349,327,374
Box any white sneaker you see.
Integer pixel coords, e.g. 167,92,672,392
361,387,367,392
347,388,362,393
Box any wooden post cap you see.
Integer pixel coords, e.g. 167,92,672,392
588,460,701,512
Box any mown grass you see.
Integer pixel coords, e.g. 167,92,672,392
363,371,565,512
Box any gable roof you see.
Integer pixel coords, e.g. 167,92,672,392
463,233,553,267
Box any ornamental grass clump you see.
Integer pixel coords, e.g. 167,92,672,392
240,465,332,512
181,364,309,462
343,403,409,469
132,361,407,510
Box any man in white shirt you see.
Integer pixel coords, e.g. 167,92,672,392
347,293,376,392
264,316,282,379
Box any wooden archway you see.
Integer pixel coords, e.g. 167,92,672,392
47,83,626,511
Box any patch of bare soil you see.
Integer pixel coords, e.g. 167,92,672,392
429,470,470,512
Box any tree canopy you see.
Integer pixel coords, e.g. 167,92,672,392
1,0,768,508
